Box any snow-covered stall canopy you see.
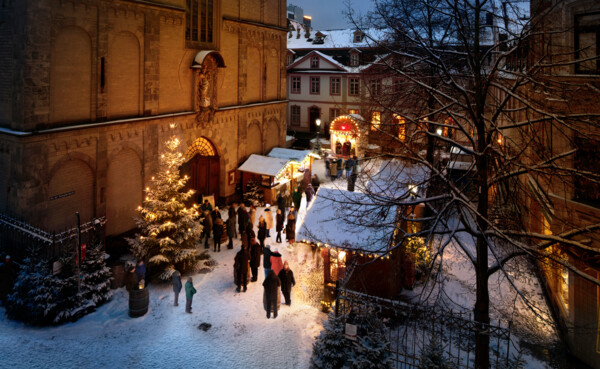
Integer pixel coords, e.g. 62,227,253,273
267,148,313,164
360,158,430,200
297,188,398,256
238,154,289,177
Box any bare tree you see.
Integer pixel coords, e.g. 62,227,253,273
340,0,600,367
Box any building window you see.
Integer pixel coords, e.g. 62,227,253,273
575,12,600,74
291,76,301,94
349,78,359,96
290,105,301,126
330,77,341,95
311,56,319,68
370,79,382,96
574,137,600,205
287,54,294,66
329,108,341,122
185,0,214,43
371,111,381,131
394,114,406,141
349,109,359,115
311,77,320,94
350,53,359,67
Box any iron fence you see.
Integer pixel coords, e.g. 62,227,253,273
336,288,514,369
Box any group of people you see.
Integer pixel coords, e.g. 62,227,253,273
171,270,197,314
325,155,359,181
200,199,227,252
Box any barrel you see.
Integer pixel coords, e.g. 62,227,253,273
110,265,125,289
129,287,149,317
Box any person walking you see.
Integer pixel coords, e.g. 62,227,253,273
234,246,249,293
275,209,284,243
185,277,196,313
237,203,248,238
262,244,272,279
264,205,273,238
305,183,315,205
172,270,182,306
330,158,338,180
325,157,331,178
249,237,262,282
270,248,283,276
311,174,320,192
228,203,238,238
263,269,281,319
278,261,296,306
213,217,224,252
345,156,354,178
226,212,236,249
257,215,267,249
286,212,296,245
277,193,286,216
336,158,343,179
211,206,221,222
292,186,302,210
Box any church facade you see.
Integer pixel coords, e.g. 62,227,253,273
0,0,287,236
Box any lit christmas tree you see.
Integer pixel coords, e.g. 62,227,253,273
127,135,203,280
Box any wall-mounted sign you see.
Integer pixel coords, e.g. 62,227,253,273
50,191,75,200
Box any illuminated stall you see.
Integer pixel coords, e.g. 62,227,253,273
329,114,367,158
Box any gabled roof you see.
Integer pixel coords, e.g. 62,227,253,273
238,154,289,177
287,50,347,71
267,148,312,163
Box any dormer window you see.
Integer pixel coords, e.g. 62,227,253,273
350,52,359,67
353,30,364,43
311,55,319,68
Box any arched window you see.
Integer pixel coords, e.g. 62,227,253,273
185,137,216,160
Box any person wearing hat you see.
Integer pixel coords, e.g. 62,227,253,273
211,206,221,222
185,277,197,313
278,261,296,306
270,248,283,276
264,205,273,238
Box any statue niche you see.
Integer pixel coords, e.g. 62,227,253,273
195,56,218,126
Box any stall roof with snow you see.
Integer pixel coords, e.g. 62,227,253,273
297,187,398,255
237,154,289,177
267,148,313,163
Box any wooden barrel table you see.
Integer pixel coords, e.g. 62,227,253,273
129,287,149,317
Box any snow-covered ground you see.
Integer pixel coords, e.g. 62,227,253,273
0,204,325,369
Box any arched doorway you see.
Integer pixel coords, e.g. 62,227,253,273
181,137,220,204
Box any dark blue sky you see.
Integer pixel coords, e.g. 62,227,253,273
290,0,373,31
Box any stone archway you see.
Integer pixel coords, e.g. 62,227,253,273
181,137,220,203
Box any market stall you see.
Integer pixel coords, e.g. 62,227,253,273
237,154,291,205
329,114,368,158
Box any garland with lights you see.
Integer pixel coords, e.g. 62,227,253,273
127,135,203,280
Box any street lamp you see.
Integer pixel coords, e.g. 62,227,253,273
314,118,322,155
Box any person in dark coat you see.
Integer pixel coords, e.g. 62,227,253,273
285,212,296,244
203,212,212,249
257,215,267,249
262,244,272,279
135,260,145,286
278,261,296,306
263,269,281,319
213,217,224,252
311,174,320,192
237,204,248,238
277,193,286,216
234,246,249,292
344,157,353,178
226,214,236,249
292,186,302,210
325,157,331,178
249,238,262,282
200,199,213,213
305,183,315,204
336,158,343,179
270,248,283,276
228,203,238,238
124,265,138,292
246,220,256,241
172,270,182,306
211,206,221,222
185,277,196,313
275,209,284,243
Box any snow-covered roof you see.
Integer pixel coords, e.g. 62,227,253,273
238,154,289,177
287,28,385,50
297,188,398,254
357,158,430,199
267,148,312,163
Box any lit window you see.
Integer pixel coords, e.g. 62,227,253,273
349,78,360,96
330,77,340,95
371,111,381,131
575,12,600,74
349,109,359,115
185,0,214,43
394,114,406,141
290,106,301,126
291,76,301,93
310,77,320,94
311,55,319,68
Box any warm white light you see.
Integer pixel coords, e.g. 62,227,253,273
409,184,418,196
316,118,321,127
436,128,443,136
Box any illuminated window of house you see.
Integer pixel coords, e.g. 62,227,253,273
574,12,600,74
290,105,301,126
350,53,359,67
185,0,214,43
348,109,359,115
329,249,347,281
311,55,320,68
310,77,320,94
557,248,570,314
370,79,382,96
291,76,301,93
330,77,341,95
394,114,406,141
371,111,381,131
349,78,360,96
444,118,456,137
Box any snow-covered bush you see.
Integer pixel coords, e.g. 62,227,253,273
418,337,455,369
127,136,203,280
310,312,349,369
243,179,264,206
